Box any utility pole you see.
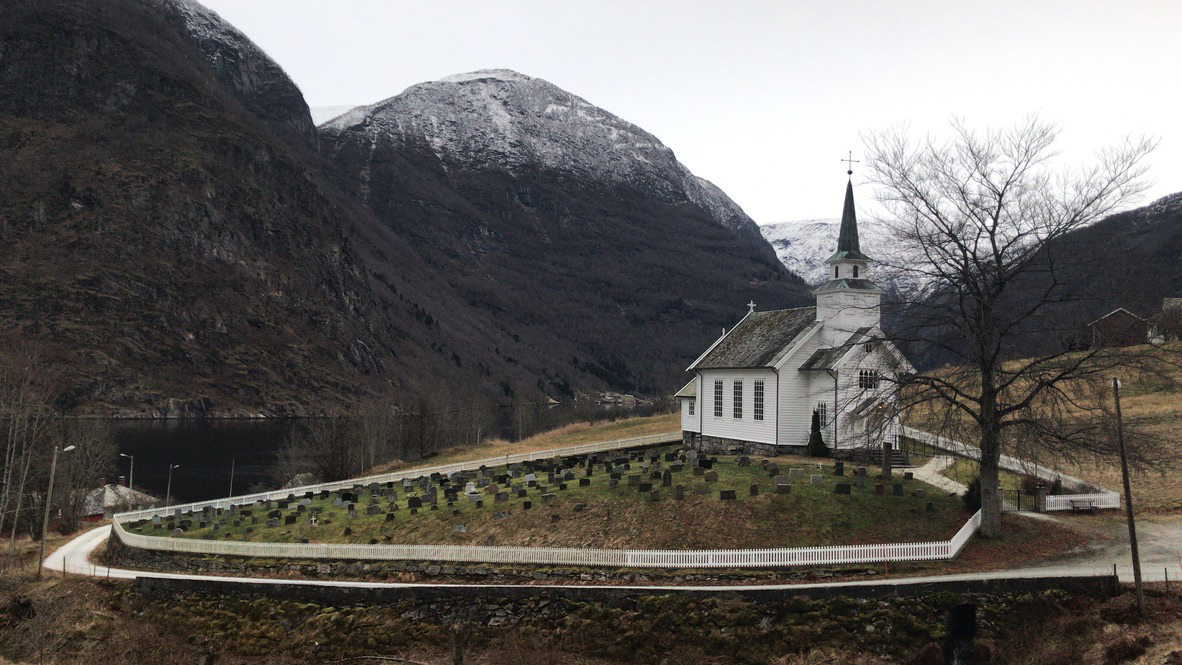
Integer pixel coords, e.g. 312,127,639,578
1114,377,1144,613
37,445,75,579
166,464,180,508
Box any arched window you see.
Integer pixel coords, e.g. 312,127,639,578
853,265,859,278
858,369,880,389
834,265,839,278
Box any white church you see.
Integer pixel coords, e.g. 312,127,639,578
676,175,914,456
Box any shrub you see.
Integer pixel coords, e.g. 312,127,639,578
1049,476,1063,496
963,476,982,512
805,409,829,458
1021,475,1042,495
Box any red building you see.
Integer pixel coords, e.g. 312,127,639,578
1087,308,1148,348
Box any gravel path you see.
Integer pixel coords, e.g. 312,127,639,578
912,456,966,495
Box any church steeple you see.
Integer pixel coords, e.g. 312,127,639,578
827,174,871,263
814,163,882,334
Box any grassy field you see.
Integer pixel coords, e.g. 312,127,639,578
369,413,681,474
129,447,967,550
937,458,1030,491
905,342,1182,515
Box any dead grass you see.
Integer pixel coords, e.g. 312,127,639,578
369,414,680,475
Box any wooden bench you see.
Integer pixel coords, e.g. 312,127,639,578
1069,499,1096,513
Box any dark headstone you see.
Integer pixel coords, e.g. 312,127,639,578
905,471,914,480
284,515,297,525
523,501,532,510
834,461,845,476
719,489,737,500
926,501,936,512
649,490,660,502
749,484,759,497
662,470,673,487
833,483,852,495
407,496,422,509
573,503,585,512
704,470,719,483
875,483,885,495
579,478,591,487
675,485,685,500
638,482,652,492
386,512,396,521
693,467,704,476
892,483,904,496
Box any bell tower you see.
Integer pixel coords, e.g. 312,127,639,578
815,162,882,341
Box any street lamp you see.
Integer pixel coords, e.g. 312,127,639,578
118,453,134,490
165,464,180,508
37,444,76,579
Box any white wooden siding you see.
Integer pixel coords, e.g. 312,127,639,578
778,331,828,448
698,369,778,445
680,394,700,433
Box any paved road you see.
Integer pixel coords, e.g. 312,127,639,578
45,517,1181,591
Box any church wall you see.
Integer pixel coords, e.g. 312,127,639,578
816,291,881,345
830,342,903,450
776,332,828,448
697,368,778,446
679,391,700,433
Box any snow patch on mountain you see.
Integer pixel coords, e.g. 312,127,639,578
760,218,914,291
322,69,760,236
311,105,359,125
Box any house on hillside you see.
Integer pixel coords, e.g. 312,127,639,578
1087,308,1148,348
676,173,914,456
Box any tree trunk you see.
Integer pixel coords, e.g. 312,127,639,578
978,422,1003,538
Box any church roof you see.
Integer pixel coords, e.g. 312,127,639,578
813,277,883,293
826,179,871,263
798,327,873,371
674,379,697,398
691,307,818,370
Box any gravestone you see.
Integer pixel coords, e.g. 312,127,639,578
366,505,382,515
693,467,704,476
719,489,736,500
834,461,845,476
749,484,759,496
493,511,508,520
739,456,751,467
811,475,824,485
635,482,650,493
662,470,672,487
856,476,866,489
579,478,591,487
647,490,659,502
892,483,904,496
834,483,852,495
767,464,780,477
775,482,792,495
904,471,914,480
670,463,683,473
788,468,804,479
628,474,641,486
573,503,585,512
875,483,885,495
609,478,619,488
693,482,710,496
523,501,532,510
558,483,567,491
926,501,936,512
453,524,467,533
704,470,719,483
551,514,561,522
495,492,509,503
333,498,343,507
343,527,352,536
265,518,278,528
407,497,422,509
386,513,396,522
675,485,685,500
541,493,557,504
913,489,925,498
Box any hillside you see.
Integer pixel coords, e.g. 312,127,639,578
0,3,810,415
320,69,812,397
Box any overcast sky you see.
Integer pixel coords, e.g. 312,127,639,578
197,0,1181,224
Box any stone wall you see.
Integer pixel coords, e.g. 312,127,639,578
691,434,805,457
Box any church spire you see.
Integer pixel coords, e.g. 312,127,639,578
826,159,871,263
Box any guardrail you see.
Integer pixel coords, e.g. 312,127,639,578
112,510,983,569
900,426,1120,512
115,432,682,523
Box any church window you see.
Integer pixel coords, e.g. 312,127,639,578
853,265,859,278
817,401,827,425
834,266,839,278
753,380,764,420
858,370,880,389
688,398,695,416
733,380,743,419
714,380,723,417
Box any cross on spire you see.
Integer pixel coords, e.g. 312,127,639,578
747,301,757,313
841,150,859,177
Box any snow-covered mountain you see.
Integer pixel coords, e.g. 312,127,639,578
322,69,763,240
311,105,359,125
758,219,886,282
146,0,318,145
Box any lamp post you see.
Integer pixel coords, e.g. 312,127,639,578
228,458,235,498
118,453,134,490
37,444,75,579
165,464,180,508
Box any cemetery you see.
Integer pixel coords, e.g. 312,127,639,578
126,446,965,551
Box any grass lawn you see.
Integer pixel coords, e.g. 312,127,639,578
938,458,1031,491
128,447,968,550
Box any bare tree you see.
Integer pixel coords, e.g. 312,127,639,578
864,117,1158,537
0,349,55,570
54,419,116,533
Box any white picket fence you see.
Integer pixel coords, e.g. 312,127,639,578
115,431,682,523
112,510,983,569
900,426,1120,512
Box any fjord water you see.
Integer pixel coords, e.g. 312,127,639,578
111,419,294,504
